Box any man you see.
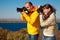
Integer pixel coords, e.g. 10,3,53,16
21,2,40,40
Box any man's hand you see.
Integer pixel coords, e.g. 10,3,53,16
21,12,25,14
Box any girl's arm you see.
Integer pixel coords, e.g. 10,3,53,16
40,13,56,27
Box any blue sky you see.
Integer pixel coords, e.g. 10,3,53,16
0,0,60,20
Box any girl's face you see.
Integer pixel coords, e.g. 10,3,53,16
43,7,51,15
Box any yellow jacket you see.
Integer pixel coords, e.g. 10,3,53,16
22,11,40,35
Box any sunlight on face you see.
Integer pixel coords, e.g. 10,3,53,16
43,8,51,15
24,3,32,11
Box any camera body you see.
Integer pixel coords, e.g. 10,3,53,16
17,6,43,14
37,6,43,13
17,7,28,14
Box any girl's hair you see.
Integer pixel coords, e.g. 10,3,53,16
43,4,56,13
42,4,56,20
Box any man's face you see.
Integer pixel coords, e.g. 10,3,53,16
24,3,32,11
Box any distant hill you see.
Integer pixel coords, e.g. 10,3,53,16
0,19,20,22
0,19,26,23
56,19,60,23
0,19,60,23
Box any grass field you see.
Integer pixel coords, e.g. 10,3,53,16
0,28,60,40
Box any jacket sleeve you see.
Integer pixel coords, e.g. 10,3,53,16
23,11,39,24
40,13,56,26
21,14,26,22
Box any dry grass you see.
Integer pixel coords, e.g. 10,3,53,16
0,28,60,40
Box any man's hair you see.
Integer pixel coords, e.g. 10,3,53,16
25,2,33,6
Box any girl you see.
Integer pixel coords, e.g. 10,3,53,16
40,4,58,40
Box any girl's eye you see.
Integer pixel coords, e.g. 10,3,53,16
46,8,49,9
43,7,49,9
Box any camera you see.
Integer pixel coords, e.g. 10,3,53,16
17,7,28,14
37,6,43,13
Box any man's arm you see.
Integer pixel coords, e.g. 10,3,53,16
21,14,26,22
23,11,39,24
30,11,39,24
22,13,30,22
